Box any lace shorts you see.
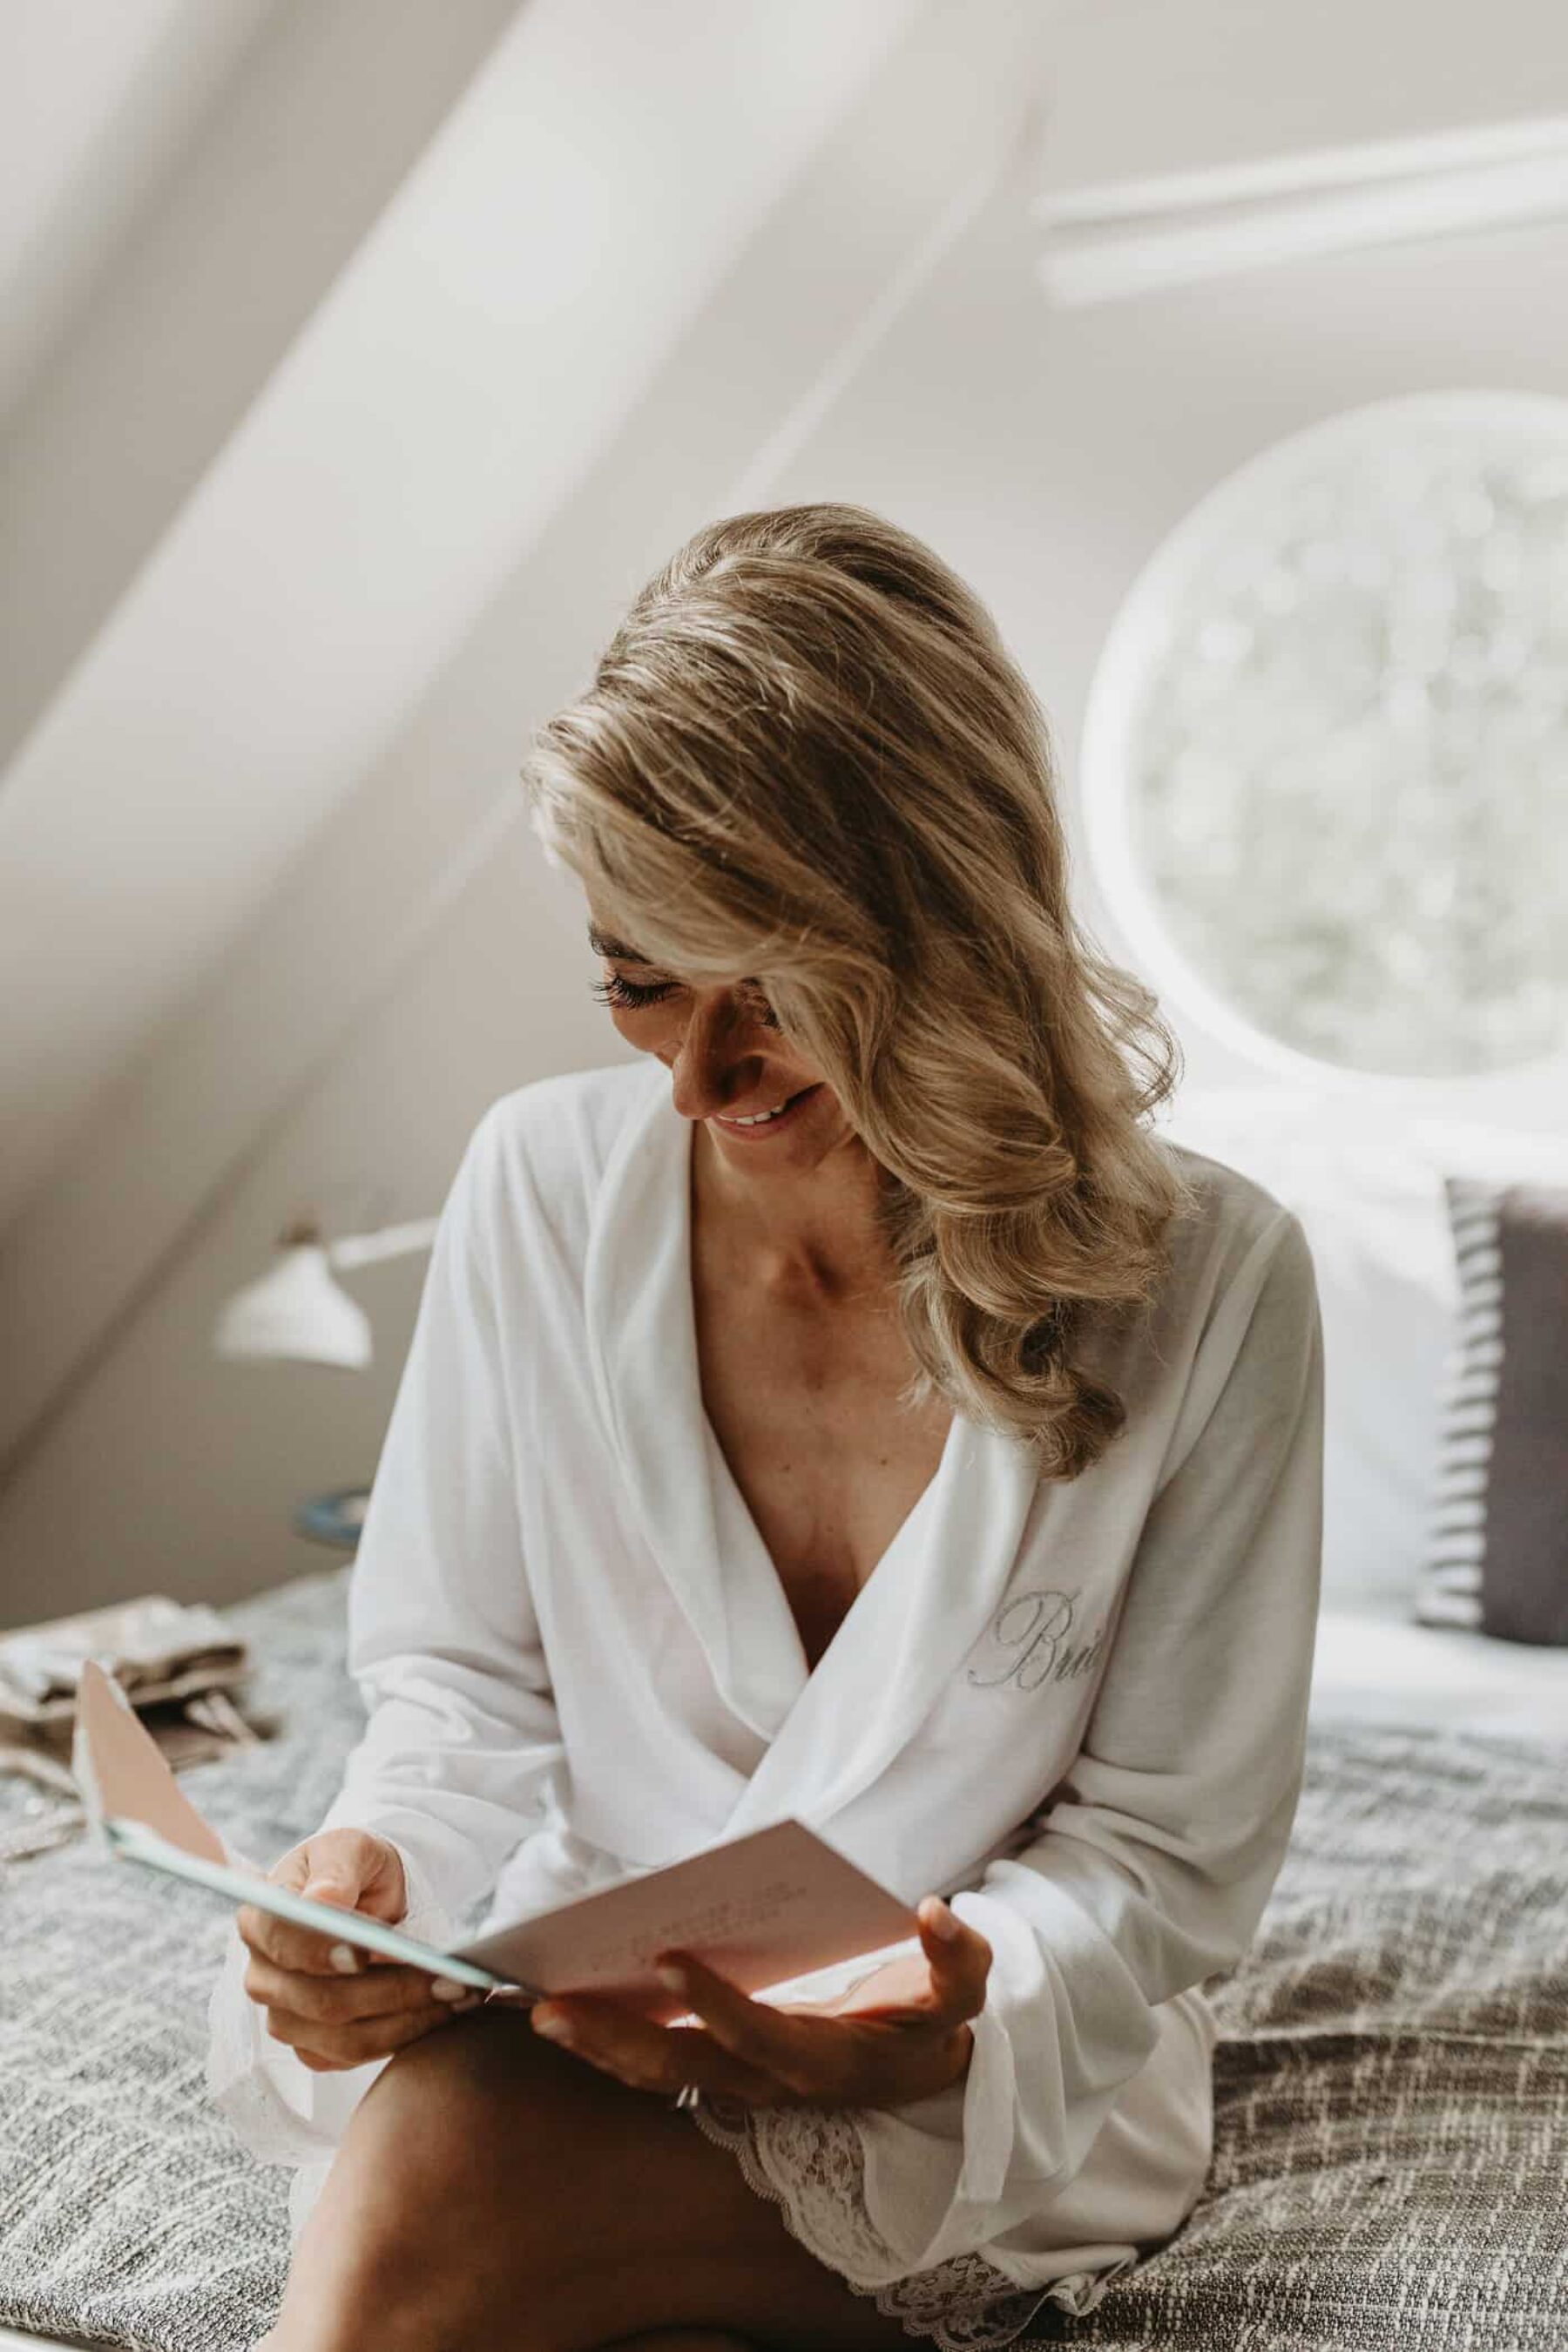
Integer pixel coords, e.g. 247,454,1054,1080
686,2094,1137,2350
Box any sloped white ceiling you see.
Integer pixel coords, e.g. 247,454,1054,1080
0,0,280,423
1037,0,1568,197
0,0,915,1233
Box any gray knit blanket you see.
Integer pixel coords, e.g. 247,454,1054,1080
0,1562,1563,2352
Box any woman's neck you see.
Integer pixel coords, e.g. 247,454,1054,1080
692,1119,894,1309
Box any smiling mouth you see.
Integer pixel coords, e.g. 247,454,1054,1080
711,1084,818,1129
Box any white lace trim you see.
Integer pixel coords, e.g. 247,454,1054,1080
686,2096,1138,2349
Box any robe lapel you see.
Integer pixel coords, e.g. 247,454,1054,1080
584,1063,806,1743
722,1416,1042,1839
582,1061,1041,1838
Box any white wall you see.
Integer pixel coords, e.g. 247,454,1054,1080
3,0,1566,1624
0,0,1048,1622
0,0,914,1237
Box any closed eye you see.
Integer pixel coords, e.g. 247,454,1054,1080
590,973,674,1010
590,972,781,1028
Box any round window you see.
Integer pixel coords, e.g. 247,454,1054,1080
1079,391,1568,1082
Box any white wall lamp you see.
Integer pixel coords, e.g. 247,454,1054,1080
213,1214,438,1370
213,1212,442,1549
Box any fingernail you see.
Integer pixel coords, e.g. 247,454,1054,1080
431,1977,470,2002
531,2007,571,2042
328,1942,360,1974
657,1965,688,1993
927,1899,961,1942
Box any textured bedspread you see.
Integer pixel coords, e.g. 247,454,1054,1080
0,1561,1563,2352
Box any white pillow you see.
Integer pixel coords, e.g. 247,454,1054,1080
1156,1092,1568,1613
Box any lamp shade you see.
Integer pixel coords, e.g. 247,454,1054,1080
213,1242,373,1369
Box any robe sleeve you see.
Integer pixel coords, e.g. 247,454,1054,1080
848,1206,1325,2276
206,1104,566,2166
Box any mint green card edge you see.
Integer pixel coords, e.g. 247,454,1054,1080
103,1816,513,1992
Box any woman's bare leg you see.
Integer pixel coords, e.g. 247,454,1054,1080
599,2336,760,2351
264,2004,913,2352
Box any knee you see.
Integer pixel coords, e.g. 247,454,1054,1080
333,2013,534,2254
269,2017,526,2349
273,2154,464,2352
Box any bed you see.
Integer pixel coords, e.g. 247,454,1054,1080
3,1098,1565,2350
1,1558,1564,2352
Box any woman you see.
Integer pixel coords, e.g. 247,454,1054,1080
209,503,1324,2351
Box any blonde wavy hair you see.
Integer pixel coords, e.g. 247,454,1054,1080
522,503,1203,1478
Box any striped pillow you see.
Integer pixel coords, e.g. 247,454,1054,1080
1415,1175,1568,1644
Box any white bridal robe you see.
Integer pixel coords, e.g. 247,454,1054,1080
207,1056,1325,2347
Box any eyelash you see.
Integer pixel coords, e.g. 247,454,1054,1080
591,973,672,1010
591,973,781,1029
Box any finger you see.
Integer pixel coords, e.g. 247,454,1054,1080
237,1888,382,1978
811,1954,939,2022
916,1898,992,2024
531,2003,787,2107
645,1958,840,2099
244,1952,467,2025
263,1995,479,2068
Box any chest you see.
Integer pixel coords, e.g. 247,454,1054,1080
691,1247,953,1672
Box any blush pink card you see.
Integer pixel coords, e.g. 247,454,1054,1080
72,1656,923,2020
73,1652,228,1866
458,1820,921,2021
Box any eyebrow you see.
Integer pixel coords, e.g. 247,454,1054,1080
586,923,767,998
586,923,652,963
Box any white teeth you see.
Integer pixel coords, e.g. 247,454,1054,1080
722,1097,791,1125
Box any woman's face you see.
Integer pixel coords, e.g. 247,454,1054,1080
584,899,854,1169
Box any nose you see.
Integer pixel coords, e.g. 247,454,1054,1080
666,990,769,1122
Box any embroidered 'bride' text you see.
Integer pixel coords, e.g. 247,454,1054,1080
967,1588,1108,1693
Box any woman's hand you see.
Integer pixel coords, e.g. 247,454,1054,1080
236,1828,484,2073
526,1895,991,2111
